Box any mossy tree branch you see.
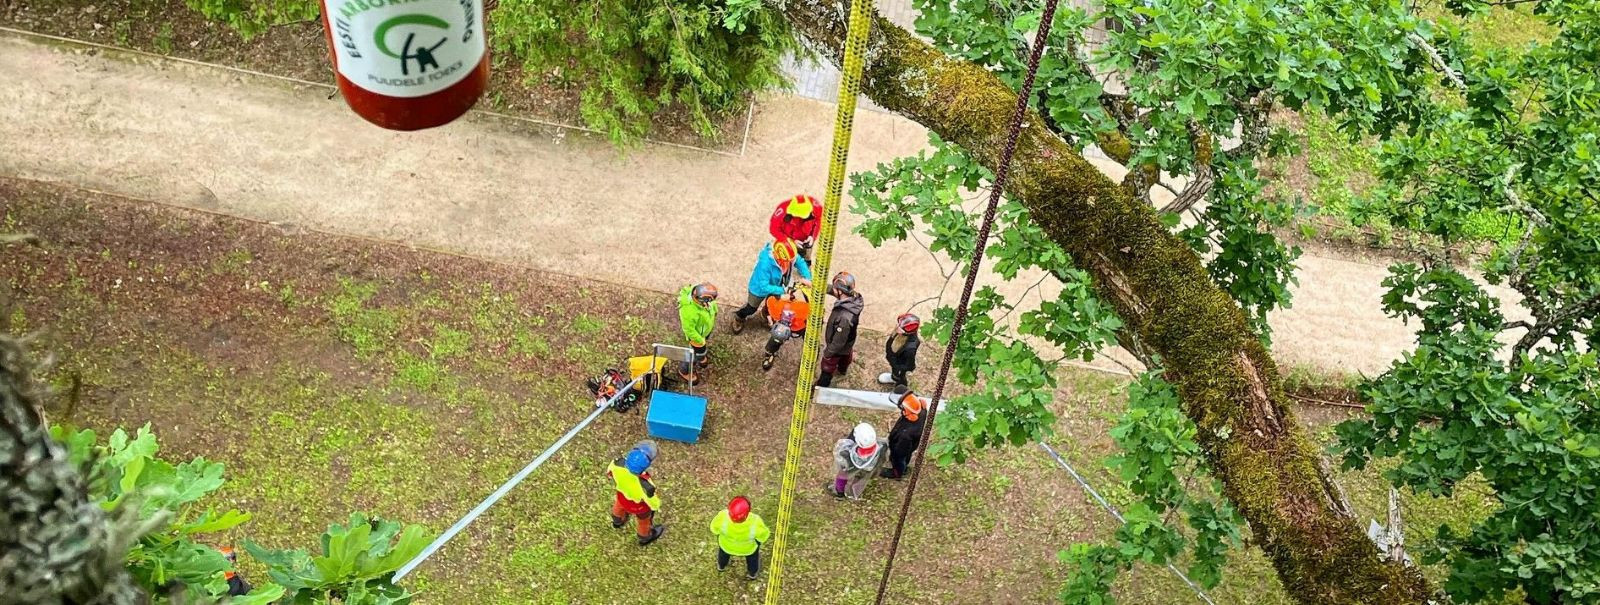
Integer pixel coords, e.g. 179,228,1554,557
778,2,1431,602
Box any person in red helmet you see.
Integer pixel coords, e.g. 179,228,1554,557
878,313,922,389
769,195,822,262
708,495,771,580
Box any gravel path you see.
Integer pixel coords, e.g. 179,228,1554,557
0,31,1526,376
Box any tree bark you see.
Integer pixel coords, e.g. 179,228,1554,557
777,3,1432,602
0,336,143,605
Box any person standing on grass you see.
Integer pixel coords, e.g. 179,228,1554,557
219,546,251,596
677,283,718,383
769,194,822,262
732,239,811,334
608,440,667,546
882,386,927,480
709,496,771,580
829,422,888,500
878,313,922,389
815,272,862,388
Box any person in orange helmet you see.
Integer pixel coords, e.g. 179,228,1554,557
769,194,822,262
881,386,927,480
219,546,252,596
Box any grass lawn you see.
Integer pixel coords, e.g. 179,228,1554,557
1,178,1490,604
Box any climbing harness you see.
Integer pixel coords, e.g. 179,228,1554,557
872,0,1063,601
393,376,642,581
761,0,876,600
1039,442,1218,605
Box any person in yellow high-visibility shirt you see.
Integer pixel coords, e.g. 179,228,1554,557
709,496,770,580
608,440,667,546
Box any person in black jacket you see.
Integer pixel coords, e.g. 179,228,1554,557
878,313,921,389
815,272,862,388
882,386,926,480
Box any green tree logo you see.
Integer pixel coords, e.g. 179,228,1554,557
374,14,450,76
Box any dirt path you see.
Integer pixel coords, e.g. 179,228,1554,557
0,31,1523,376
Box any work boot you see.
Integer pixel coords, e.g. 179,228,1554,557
611,515,626,529
747,571,761,581
877,372,895,385
880,469,903,480
730,314,747,334
638,525,667,546
825,484,844,499
761,353,776,371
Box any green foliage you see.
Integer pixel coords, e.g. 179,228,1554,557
181,0,316,40
47,423,272,603
45,423,428,604
490,0,797,143
1335,264,1600,604
245,513,430,605
1062,373,1244,604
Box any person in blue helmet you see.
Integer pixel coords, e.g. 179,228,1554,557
608,440,667,545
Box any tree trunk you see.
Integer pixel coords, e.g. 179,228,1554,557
777,3,1432,603
0,336,143,605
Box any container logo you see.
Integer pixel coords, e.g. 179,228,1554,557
326,0,484,98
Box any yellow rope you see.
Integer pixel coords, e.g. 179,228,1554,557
762,0,874,602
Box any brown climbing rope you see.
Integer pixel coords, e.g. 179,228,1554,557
872,0,1064,601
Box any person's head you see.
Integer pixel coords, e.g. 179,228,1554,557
692,283,719,307
897,391,924,422
770,238,799,273
786,195,816,220
852,422,878,455
828,272,857,298
896,313,921,334
219,546,237,563
624,449,651,475
728,496,752,522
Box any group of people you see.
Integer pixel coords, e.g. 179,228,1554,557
675,194,924,389
608,195,933,580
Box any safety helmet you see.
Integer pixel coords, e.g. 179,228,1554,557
771,239,798,270
853,423,878,456
898,392,925,422
624,448,652,475
829,272,857,297
728,496,752,522
786,195,816,219
896,313,921,333
692,283,719,305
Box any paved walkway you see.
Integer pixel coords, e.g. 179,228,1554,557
0,31,1528,376
780,0,919,111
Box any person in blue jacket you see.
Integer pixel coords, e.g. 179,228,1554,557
731,238,811,334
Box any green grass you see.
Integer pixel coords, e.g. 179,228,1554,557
0,180,1501,604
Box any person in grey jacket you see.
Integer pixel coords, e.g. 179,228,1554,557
815,272,862,388
829,423,888,500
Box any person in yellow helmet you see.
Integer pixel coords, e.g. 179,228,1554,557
769,194,821,262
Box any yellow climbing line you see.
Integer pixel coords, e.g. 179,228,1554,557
763,0,874,602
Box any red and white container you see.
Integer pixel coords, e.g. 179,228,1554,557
319,0,490,131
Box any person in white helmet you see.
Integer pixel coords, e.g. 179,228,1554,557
828,422,889,500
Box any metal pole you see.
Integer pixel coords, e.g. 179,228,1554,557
1037,442,1218,605
393,376,641,581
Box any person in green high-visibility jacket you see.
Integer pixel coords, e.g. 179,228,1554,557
677,283,718,383
708,496,770,580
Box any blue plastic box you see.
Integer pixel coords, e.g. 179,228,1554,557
645,391,708,444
